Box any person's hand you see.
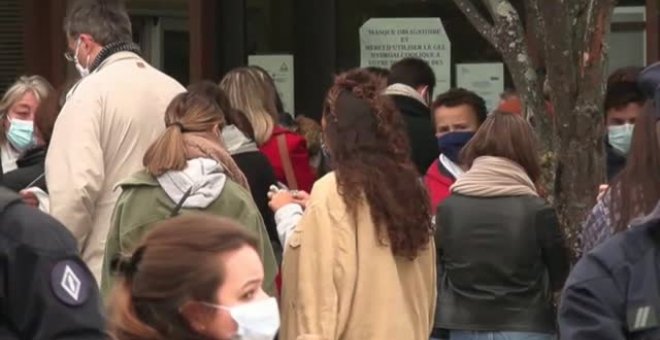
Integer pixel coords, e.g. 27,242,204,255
19,190,38,208
291,190,310,208
268,191,297,211
597,184,609,200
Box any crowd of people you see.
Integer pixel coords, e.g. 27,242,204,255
0,0,659,339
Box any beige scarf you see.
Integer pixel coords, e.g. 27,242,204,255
183,133,250,190
451,156,538,197
383,83,428,107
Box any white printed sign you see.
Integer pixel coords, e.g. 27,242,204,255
456,63,504,112
248,54,295,115
360,18,451,94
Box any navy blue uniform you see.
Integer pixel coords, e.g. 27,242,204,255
0,187,106,339
559,204,660,339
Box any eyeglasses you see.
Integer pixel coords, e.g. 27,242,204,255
64,51,75,62
64,38,81,63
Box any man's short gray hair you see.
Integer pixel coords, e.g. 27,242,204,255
64,0,132,45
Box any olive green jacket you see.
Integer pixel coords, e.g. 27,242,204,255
100,170,278,297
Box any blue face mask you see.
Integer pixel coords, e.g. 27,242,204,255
437,131,475,164
608,123,634,156
7,118,35,152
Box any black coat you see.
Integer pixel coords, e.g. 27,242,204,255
232,151,280,251
389,95,439,175
559,205,660,339
0,147,47,193
435,194,570,333
0,187,105,339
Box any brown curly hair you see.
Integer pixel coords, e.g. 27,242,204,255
323,68,432,259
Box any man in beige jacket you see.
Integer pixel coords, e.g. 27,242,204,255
46,0,184,283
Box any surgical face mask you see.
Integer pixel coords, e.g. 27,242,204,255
73,38,90,78
206,297,280,340
6,118,35,152
608,123,634,156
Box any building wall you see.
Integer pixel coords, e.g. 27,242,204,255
4,0,658,113
0,0,24,92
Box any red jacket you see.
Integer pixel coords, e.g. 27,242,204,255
259,127,315,193
424,159,455,211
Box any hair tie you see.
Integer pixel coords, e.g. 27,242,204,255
169,122,185,131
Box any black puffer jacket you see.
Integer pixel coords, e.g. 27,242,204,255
435,194,570,333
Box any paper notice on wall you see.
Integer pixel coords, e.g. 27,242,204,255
248,54,295,115
360,18,451,94
456,63,504,112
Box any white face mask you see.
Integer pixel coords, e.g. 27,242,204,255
206,297,280,340
73,38,90,78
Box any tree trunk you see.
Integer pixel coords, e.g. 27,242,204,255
451,0,617,257
553,3,614,252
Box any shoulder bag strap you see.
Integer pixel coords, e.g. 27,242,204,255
277,134,299,190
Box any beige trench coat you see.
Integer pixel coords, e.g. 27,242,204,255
46,52,185,283
280,173,437,340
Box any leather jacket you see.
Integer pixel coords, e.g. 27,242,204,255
435,194,570,333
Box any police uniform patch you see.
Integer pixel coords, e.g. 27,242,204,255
627,305,659,332
50,260,90,306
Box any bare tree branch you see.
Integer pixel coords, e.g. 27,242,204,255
481,0,501,24
451,0,498,45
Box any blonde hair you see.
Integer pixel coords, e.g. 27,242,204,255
0,75,53,143
219,67,278,145
143,91,226,176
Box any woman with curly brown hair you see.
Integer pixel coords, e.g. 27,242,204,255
269,68,436,340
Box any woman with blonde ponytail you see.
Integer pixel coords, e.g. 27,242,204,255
100,85,277,298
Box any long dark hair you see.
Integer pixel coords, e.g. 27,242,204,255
609,105,660,232
109,214,258,340
323,68,432,259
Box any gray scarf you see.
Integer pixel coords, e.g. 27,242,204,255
221,125,259,155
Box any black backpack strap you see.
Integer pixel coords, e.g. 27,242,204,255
0,187,21,215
